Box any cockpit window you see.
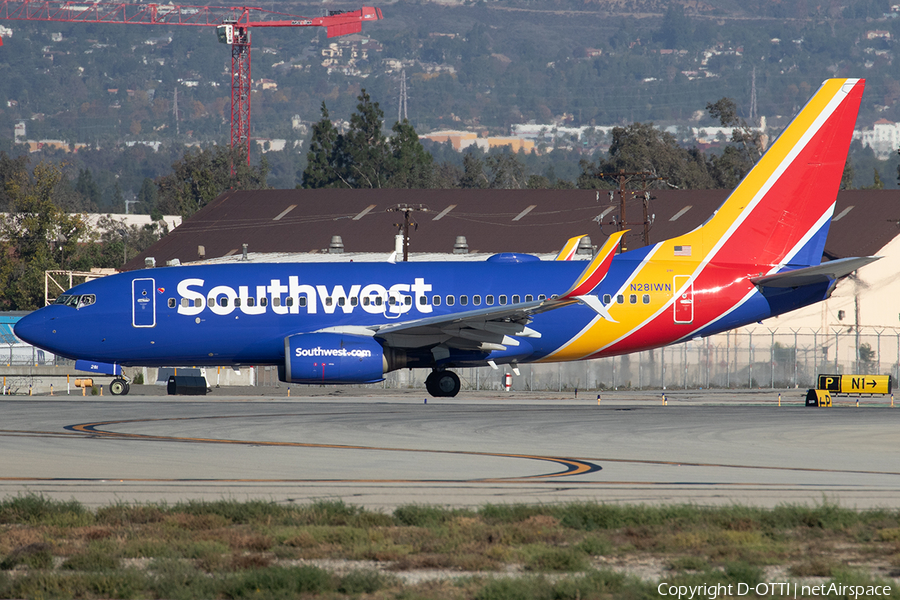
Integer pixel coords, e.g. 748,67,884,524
54,294,95,308
78,294,95,308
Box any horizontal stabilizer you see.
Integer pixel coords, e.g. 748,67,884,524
751,256,880,288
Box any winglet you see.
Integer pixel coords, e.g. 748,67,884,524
555,235,587,261
561,230,627,298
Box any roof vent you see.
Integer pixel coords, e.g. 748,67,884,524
242,243,248,260
198,245,206,260
453,235,468,254
577,236,593,255
329,235,344,254
166,258,181,267
144,257,156,269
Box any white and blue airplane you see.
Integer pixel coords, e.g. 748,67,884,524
14,79,877,397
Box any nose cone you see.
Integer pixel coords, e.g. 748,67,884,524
14,310,54,351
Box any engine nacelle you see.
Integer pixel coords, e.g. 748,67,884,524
280,332,386,384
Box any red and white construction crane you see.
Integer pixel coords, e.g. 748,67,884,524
0,1,383,161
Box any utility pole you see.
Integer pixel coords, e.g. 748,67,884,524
599,170,665,250
387,204,428,261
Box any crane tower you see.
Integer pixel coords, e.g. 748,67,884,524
0,1,383,161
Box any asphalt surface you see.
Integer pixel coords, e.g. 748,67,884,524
1,387,898,509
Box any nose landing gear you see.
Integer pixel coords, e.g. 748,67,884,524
109,378,131,396
425,370,460,397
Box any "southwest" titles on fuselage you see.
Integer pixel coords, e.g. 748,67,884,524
176,276,433,317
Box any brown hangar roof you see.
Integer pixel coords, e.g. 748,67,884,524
125,188,900,270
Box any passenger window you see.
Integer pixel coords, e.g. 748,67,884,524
499,295,507,305
350,297,358,306
260,298,268,307
363,297,370,306
643,294,650,304
273,297,281,307
298,297,307,307
235,298,242,307
525,294,533,302
419,296,427,305
486,295,494,306
616,295,624,304
512,294,520,304
460,295,468,306
220,297,228,307
168,298,176,308
376,297,383,306
247,298,255,307
207,297,214,306
538,294,546,301
194,298,202,308
325,297,333,307
404,296,412,306
446,295,455,306
473,295,481,305
338,297,345,306
388,297,396,306
603,294,611,304
629,294,637,304
285,297,293,307
433,295,441,306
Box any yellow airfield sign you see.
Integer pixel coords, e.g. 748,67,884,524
817,374,892,395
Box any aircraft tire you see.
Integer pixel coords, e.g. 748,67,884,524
434,371,460,397
425,376,437,397
110,378,129,396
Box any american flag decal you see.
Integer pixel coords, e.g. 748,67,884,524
673,245,691,256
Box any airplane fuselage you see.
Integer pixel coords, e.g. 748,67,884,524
15,251,830,370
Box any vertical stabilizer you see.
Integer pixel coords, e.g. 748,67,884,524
686,78,865,269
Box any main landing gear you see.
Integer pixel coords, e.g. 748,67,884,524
109,378,131,396
425,370,460,398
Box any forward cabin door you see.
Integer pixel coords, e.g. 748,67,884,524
673,275,694,324
132,278,156,328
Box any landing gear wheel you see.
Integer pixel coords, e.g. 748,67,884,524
110,378,129,396
426,370,460,398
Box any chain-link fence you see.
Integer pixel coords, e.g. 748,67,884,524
9,326,897,392
381,326,900,392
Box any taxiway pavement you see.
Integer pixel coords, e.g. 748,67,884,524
2,388,898,509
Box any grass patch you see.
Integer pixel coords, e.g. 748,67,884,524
0,494,93,527
3,494,900,599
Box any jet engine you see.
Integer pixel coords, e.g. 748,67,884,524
280,332,387,384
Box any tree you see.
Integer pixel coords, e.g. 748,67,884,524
300,102,343,189
155,146,268,217
485,151,527,189
706,97,764,186
459,152,488,188
387,120,434,188
300,92,436,189
0,162,89,310
578,123,716,189
335,89,391,188
74,168,101,208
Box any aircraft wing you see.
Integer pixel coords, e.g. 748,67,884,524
369,296,587,356
751,256,880,288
